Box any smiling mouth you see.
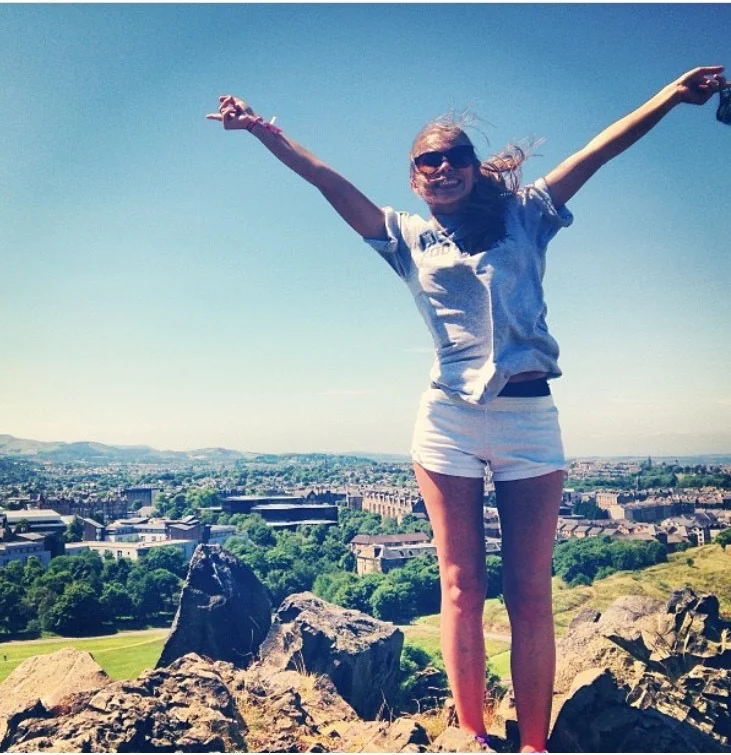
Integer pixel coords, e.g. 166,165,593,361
433,178,461,190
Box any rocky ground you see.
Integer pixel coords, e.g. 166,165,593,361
1,545,729,752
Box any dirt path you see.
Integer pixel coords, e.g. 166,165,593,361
0,627,169,647
398,623,512,644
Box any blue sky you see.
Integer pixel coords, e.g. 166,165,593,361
1,3,729,458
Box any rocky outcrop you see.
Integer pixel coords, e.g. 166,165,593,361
1,653,246,752
157,544,271,669
549,666,720,753
546,588,731,752
429,726,492,752
258,591,404,720
333,719,430,752
235,665,360,753
0,648,110,719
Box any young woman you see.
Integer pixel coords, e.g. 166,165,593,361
208,65,725,752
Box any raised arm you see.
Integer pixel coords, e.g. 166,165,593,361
544,66,726,208
207,96,387,240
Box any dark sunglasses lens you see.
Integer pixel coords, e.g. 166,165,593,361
717,88,731,125
447,146,475,168
414,153,443,172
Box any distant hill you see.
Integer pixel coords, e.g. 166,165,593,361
0,435,250,465
1,434,727,467
0,435,410,467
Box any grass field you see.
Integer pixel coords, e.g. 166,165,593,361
0,629,168,684
402,542,731,680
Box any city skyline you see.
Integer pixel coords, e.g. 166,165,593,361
1,4,730,458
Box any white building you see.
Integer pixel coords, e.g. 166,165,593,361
207,525,237,546
66,538,196,562
0,539,51,568
3,509,66,536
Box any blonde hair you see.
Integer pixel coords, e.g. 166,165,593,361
411,114,534,253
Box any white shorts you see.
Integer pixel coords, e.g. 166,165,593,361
411,386,566,482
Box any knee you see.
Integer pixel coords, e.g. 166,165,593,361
441,567,486,615
503,583,553,626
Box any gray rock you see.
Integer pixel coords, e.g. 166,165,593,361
259,592,403,720
0,648,109,719
338,719,429,752
2,653,246,753
551,588,731,751
157,543,271,669
428,726,487,752
549,666,722,753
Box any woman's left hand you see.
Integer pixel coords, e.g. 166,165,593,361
671,66,726,105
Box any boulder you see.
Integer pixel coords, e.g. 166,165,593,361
428,726,487,752
157,544,271,669
238,665,358,753
336,719,430,752
0,648,110,719
258,592,403,720
548,666,721,753
549,588,731,751
1,653,246,752
554,594,663,694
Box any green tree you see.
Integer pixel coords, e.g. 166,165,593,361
0,577,29,633
147,569,182,613
485,556,503,599
63,518,84,543
22,556,45,588
42,582,104,635
716,528,731,551
140,546,187,578
370,580,417,623
100,582,135,620
101,555,133,585
240,515,276,547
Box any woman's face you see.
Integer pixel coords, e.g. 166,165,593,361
410,131,478,214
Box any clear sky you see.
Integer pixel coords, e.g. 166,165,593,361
1,3,729,458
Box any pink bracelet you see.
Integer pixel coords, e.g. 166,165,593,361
246,115,282,136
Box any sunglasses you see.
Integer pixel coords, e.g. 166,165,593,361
412,145,476,175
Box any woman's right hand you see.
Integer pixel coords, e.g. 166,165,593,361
206,95,257,130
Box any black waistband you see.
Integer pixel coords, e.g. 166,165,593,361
497,378,551,397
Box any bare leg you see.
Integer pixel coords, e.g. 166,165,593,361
496,470,563,753
413,462,487,736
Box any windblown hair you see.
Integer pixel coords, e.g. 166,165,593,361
411,114,534,253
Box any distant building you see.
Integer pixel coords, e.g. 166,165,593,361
358,491,426,524
221,495,338,529
80,517,105,541
349,532,431,554
3,509,66,537
46,497,129,521
596,491,641,511
104,516,205,543
355,541,437,575
0,539,51,568
207,524,237,546
66,538,196,562
124,487,160,509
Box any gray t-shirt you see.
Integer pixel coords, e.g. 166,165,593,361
364,178,573,404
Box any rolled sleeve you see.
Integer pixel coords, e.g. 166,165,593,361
519,178,574,249
363,207,413,278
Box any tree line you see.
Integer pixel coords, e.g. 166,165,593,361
0,546,187,637
552,536,668,586
1,507,681,640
